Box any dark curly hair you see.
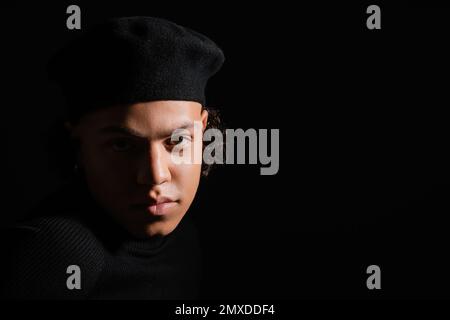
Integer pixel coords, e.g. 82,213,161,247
44,106,225,182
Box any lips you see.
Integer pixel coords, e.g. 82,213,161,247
132,197,178,216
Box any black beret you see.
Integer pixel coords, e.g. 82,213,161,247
47,16,225,123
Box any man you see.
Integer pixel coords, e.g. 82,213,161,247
1,16,224,299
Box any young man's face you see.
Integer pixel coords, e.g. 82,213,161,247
68,101,208,238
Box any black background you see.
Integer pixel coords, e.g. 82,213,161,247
0,1,449,299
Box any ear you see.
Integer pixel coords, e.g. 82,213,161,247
64,121,73,135
201,109,209,133
64,121,79,139
64,121,83,164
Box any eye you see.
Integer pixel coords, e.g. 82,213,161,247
109,138,135,152
167,135,192,147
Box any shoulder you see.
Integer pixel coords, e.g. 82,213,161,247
1,215,106,299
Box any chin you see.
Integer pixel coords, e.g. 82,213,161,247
142,218,183,238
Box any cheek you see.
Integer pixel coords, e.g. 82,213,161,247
172,163,202,201
80,145,135,199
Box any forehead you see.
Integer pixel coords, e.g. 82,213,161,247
77,100,202,134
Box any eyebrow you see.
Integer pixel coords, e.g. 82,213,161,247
98,122,195,139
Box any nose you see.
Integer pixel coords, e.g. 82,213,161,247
136,142,171,186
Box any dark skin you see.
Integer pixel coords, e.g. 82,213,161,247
66,100,208,238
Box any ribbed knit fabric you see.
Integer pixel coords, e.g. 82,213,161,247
1,176,202,299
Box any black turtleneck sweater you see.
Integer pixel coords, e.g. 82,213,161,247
1,177,202,299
